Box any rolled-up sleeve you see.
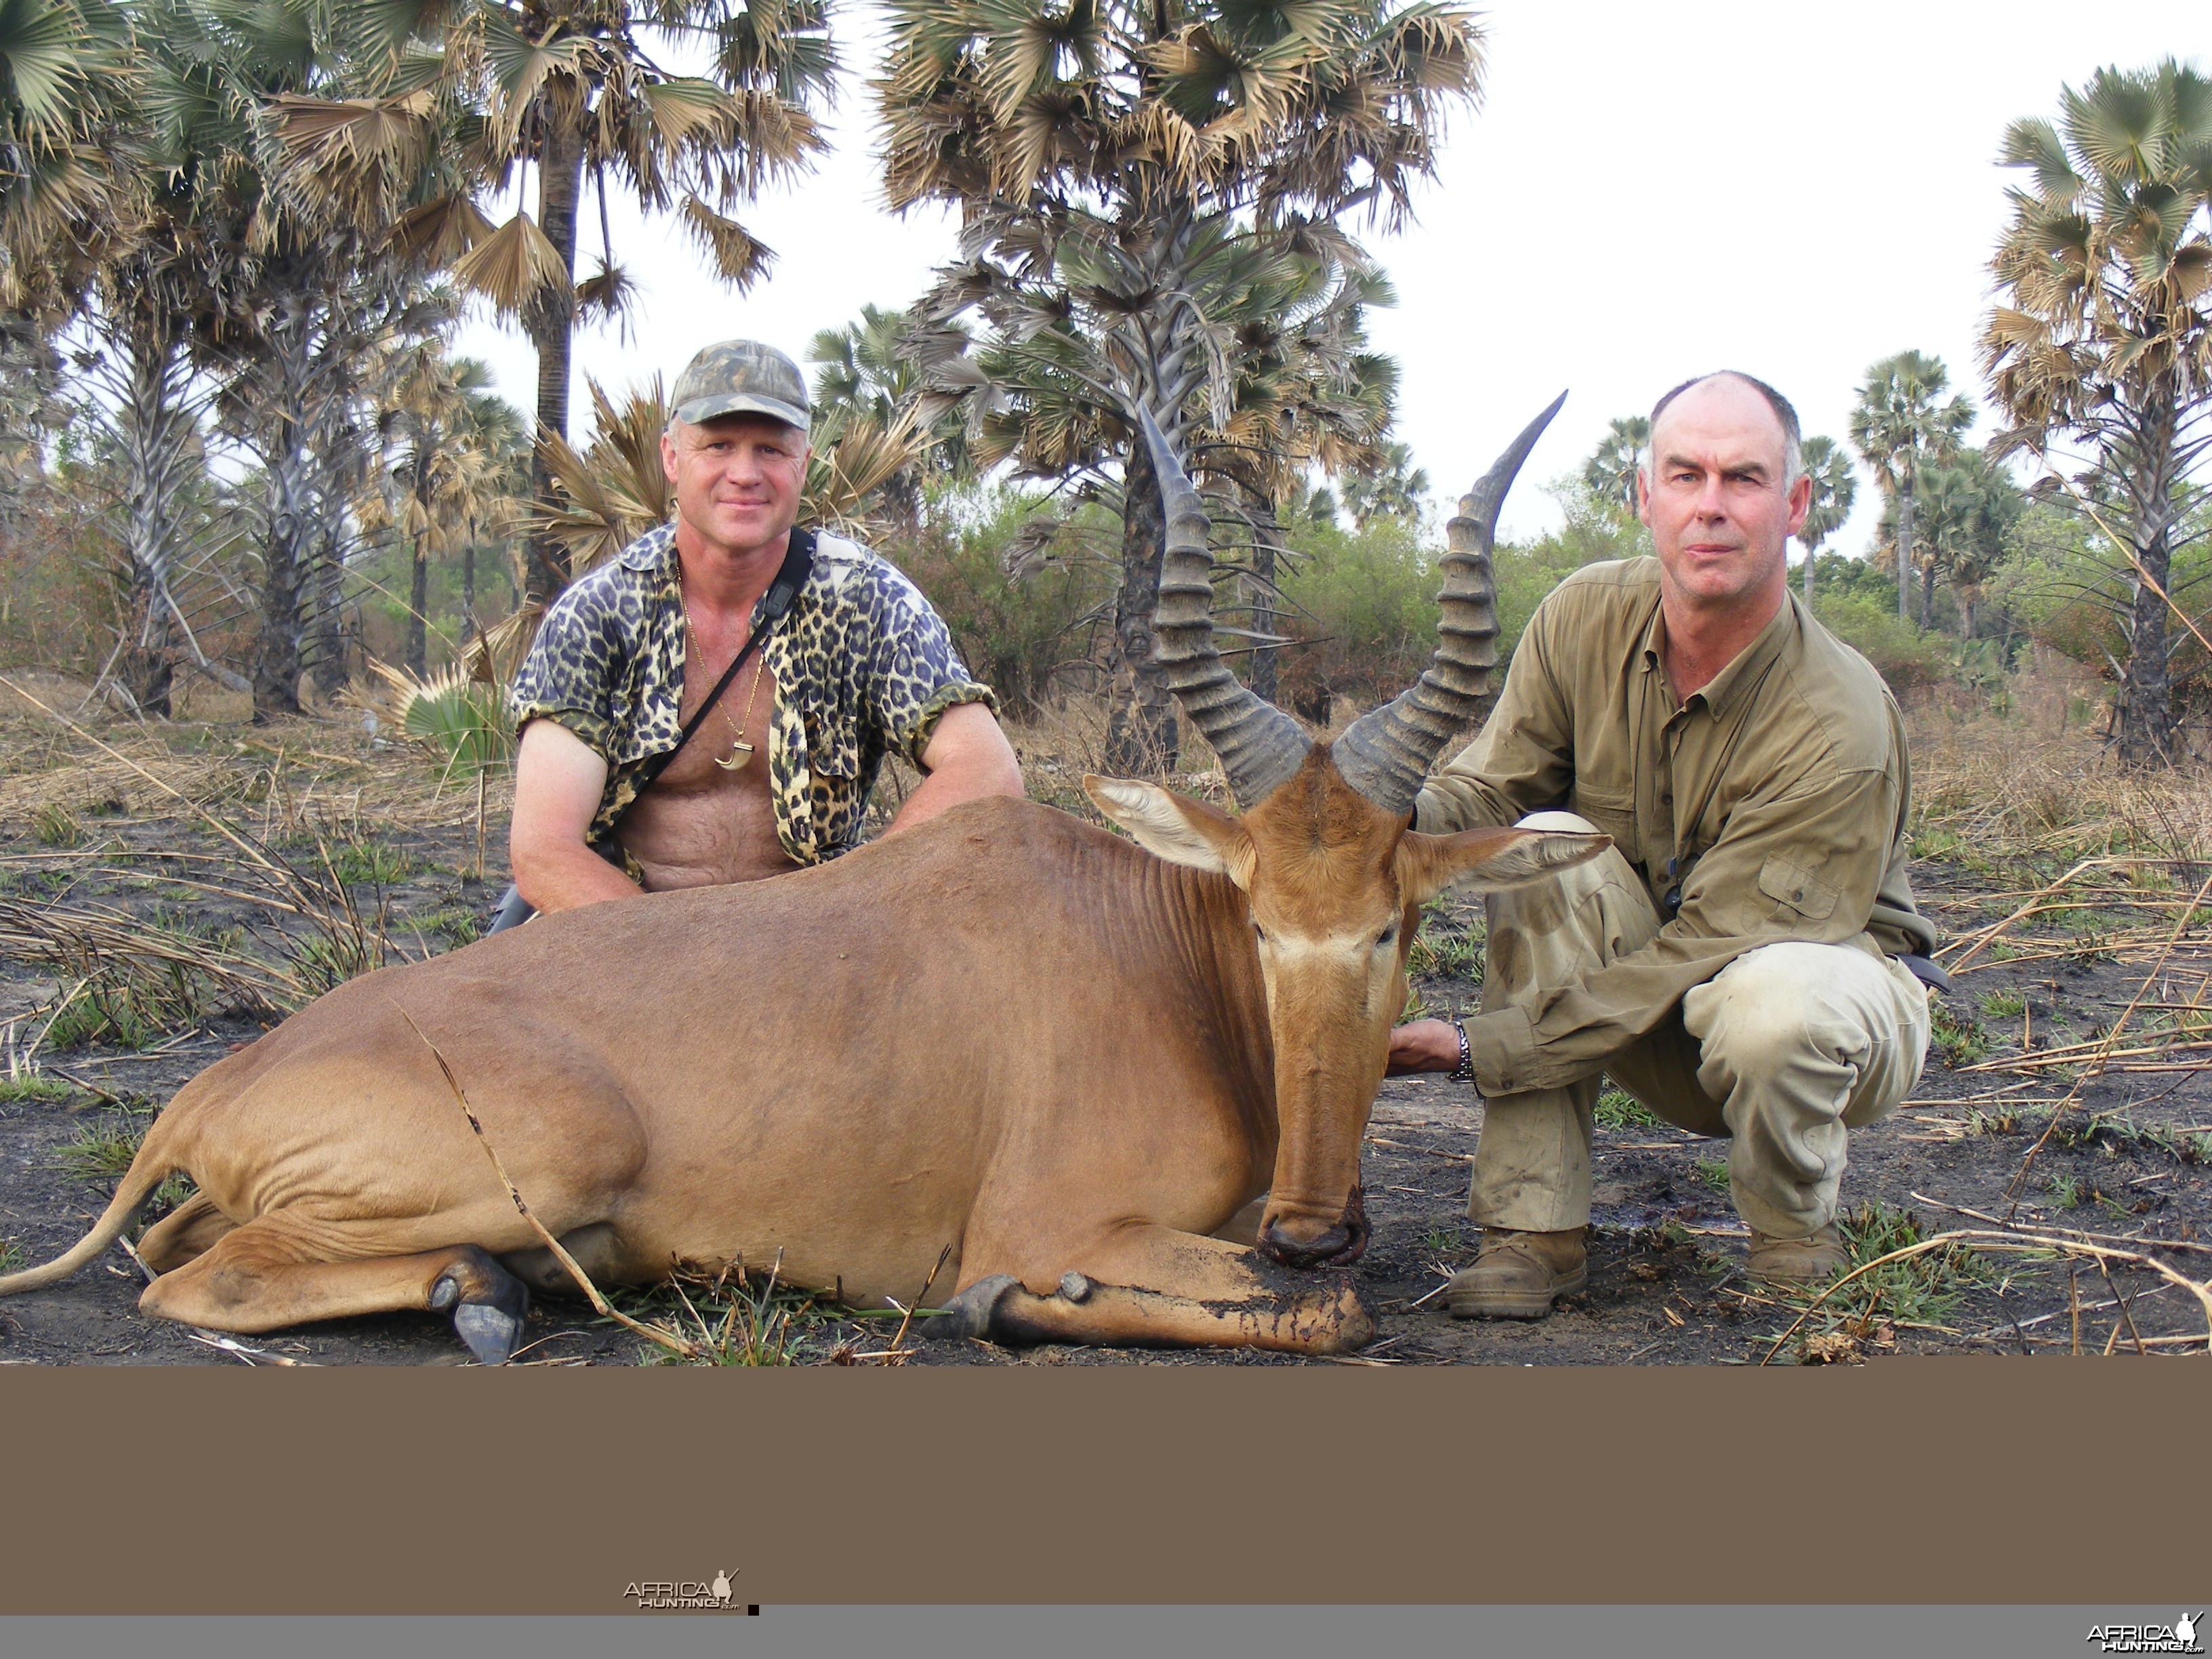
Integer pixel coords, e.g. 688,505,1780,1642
508,592,623,759
859,566,998,767
1463,764,1901,1094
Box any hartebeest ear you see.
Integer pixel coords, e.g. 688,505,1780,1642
1395,827,1612,907
1083,775,1257,887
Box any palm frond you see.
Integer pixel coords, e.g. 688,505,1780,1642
449,209,570,317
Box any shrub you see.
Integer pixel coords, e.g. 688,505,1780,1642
1809,591,1953,694
888,486,1118,717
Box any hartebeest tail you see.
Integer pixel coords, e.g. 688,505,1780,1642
0,1120,181,1295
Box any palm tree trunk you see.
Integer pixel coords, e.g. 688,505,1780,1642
1919,554,1938,631
407,533,430,676
523,122,586,607
1105,432,1178,773
462,540,476,632
2116,412,2179,767
1250,516,1282,703
252,293,315,722
115,306,193,718
1896,472,1916,625
1800,541,1815,605
306,408,358,700
407,443,436,676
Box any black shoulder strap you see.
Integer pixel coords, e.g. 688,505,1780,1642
617,527,817,809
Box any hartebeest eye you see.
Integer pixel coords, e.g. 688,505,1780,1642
1376,924,1399,949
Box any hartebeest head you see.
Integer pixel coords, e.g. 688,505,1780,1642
1084,401,1607,1269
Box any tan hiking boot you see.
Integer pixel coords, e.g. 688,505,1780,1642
1446,1228,1587,1320
1747,1223,1847,1284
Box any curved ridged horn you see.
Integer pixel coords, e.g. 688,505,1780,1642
1139,406,1312,807
1332,392,1568,817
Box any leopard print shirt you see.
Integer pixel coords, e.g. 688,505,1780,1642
508,522,996,865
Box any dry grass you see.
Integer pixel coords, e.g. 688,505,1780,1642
1908,663,2212,868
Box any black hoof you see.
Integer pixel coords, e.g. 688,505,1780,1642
928,1274,1019,1342
435,1249,530,1365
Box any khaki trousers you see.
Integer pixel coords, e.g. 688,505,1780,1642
1467,813,1931,1240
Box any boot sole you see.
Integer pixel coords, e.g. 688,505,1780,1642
1446,1266,1587,1321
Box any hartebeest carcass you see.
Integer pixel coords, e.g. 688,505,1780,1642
0,403,1601,1361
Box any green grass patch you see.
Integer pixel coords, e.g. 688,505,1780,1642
31,802,83,847
1596,1088,1665,1130
1691,1155,1732,1193
1929,1004,1988,1067
45,990,161,1052
1837,1202,1991,1321
0,1235,22,1274
620,1265,849,1367
1981,990,2026,1021
415,907,482,948
0,1074,79,1105
51,1119,145,1179
327,839,414,887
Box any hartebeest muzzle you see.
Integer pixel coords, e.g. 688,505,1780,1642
1257,1185,1370,1269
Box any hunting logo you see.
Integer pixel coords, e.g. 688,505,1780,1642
2086,1614,2205,1654
621,1568,756,1612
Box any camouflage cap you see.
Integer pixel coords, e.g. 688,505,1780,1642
670,340,810,432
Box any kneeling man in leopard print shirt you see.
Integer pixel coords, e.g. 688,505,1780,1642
506,339,1024,909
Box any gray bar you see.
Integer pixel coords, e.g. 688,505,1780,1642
7,1606,2207,1658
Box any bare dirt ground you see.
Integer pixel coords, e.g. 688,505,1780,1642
1,687,2207,1369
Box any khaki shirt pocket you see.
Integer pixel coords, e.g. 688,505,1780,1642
1759,853,1839,922
1572,784,1639,867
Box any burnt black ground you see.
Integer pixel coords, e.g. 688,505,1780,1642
2,733,2205,1369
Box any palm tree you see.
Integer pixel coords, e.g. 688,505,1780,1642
270,0,838,607
911,218,1403,761
367,346,521,674
150,0,441,719
39,0,252,716
1795,435,1856,603
808,302,972,526
0,0,131,316
1582,415,1648,516
880,0,1486,766
1342,441,1430,530
1910,447,2023,638
1849,350,1974,625
1983,57,2212,766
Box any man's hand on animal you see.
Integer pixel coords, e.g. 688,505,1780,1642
1385,1019,1466,1077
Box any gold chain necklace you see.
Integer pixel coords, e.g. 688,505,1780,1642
685,607,771,773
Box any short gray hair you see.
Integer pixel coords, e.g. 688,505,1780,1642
1648,370,1803,487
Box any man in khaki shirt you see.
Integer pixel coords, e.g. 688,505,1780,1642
1389,371,1940,1317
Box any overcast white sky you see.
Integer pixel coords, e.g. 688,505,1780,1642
456,1,2207,556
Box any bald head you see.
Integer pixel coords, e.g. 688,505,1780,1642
1650,371,1802,487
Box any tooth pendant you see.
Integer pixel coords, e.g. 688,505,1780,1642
715,740,755,772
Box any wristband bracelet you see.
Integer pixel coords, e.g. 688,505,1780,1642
1450,1022,1474,1084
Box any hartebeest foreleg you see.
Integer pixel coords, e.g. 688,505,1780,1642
138,1217,531,1364
938,1226,1374,1355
